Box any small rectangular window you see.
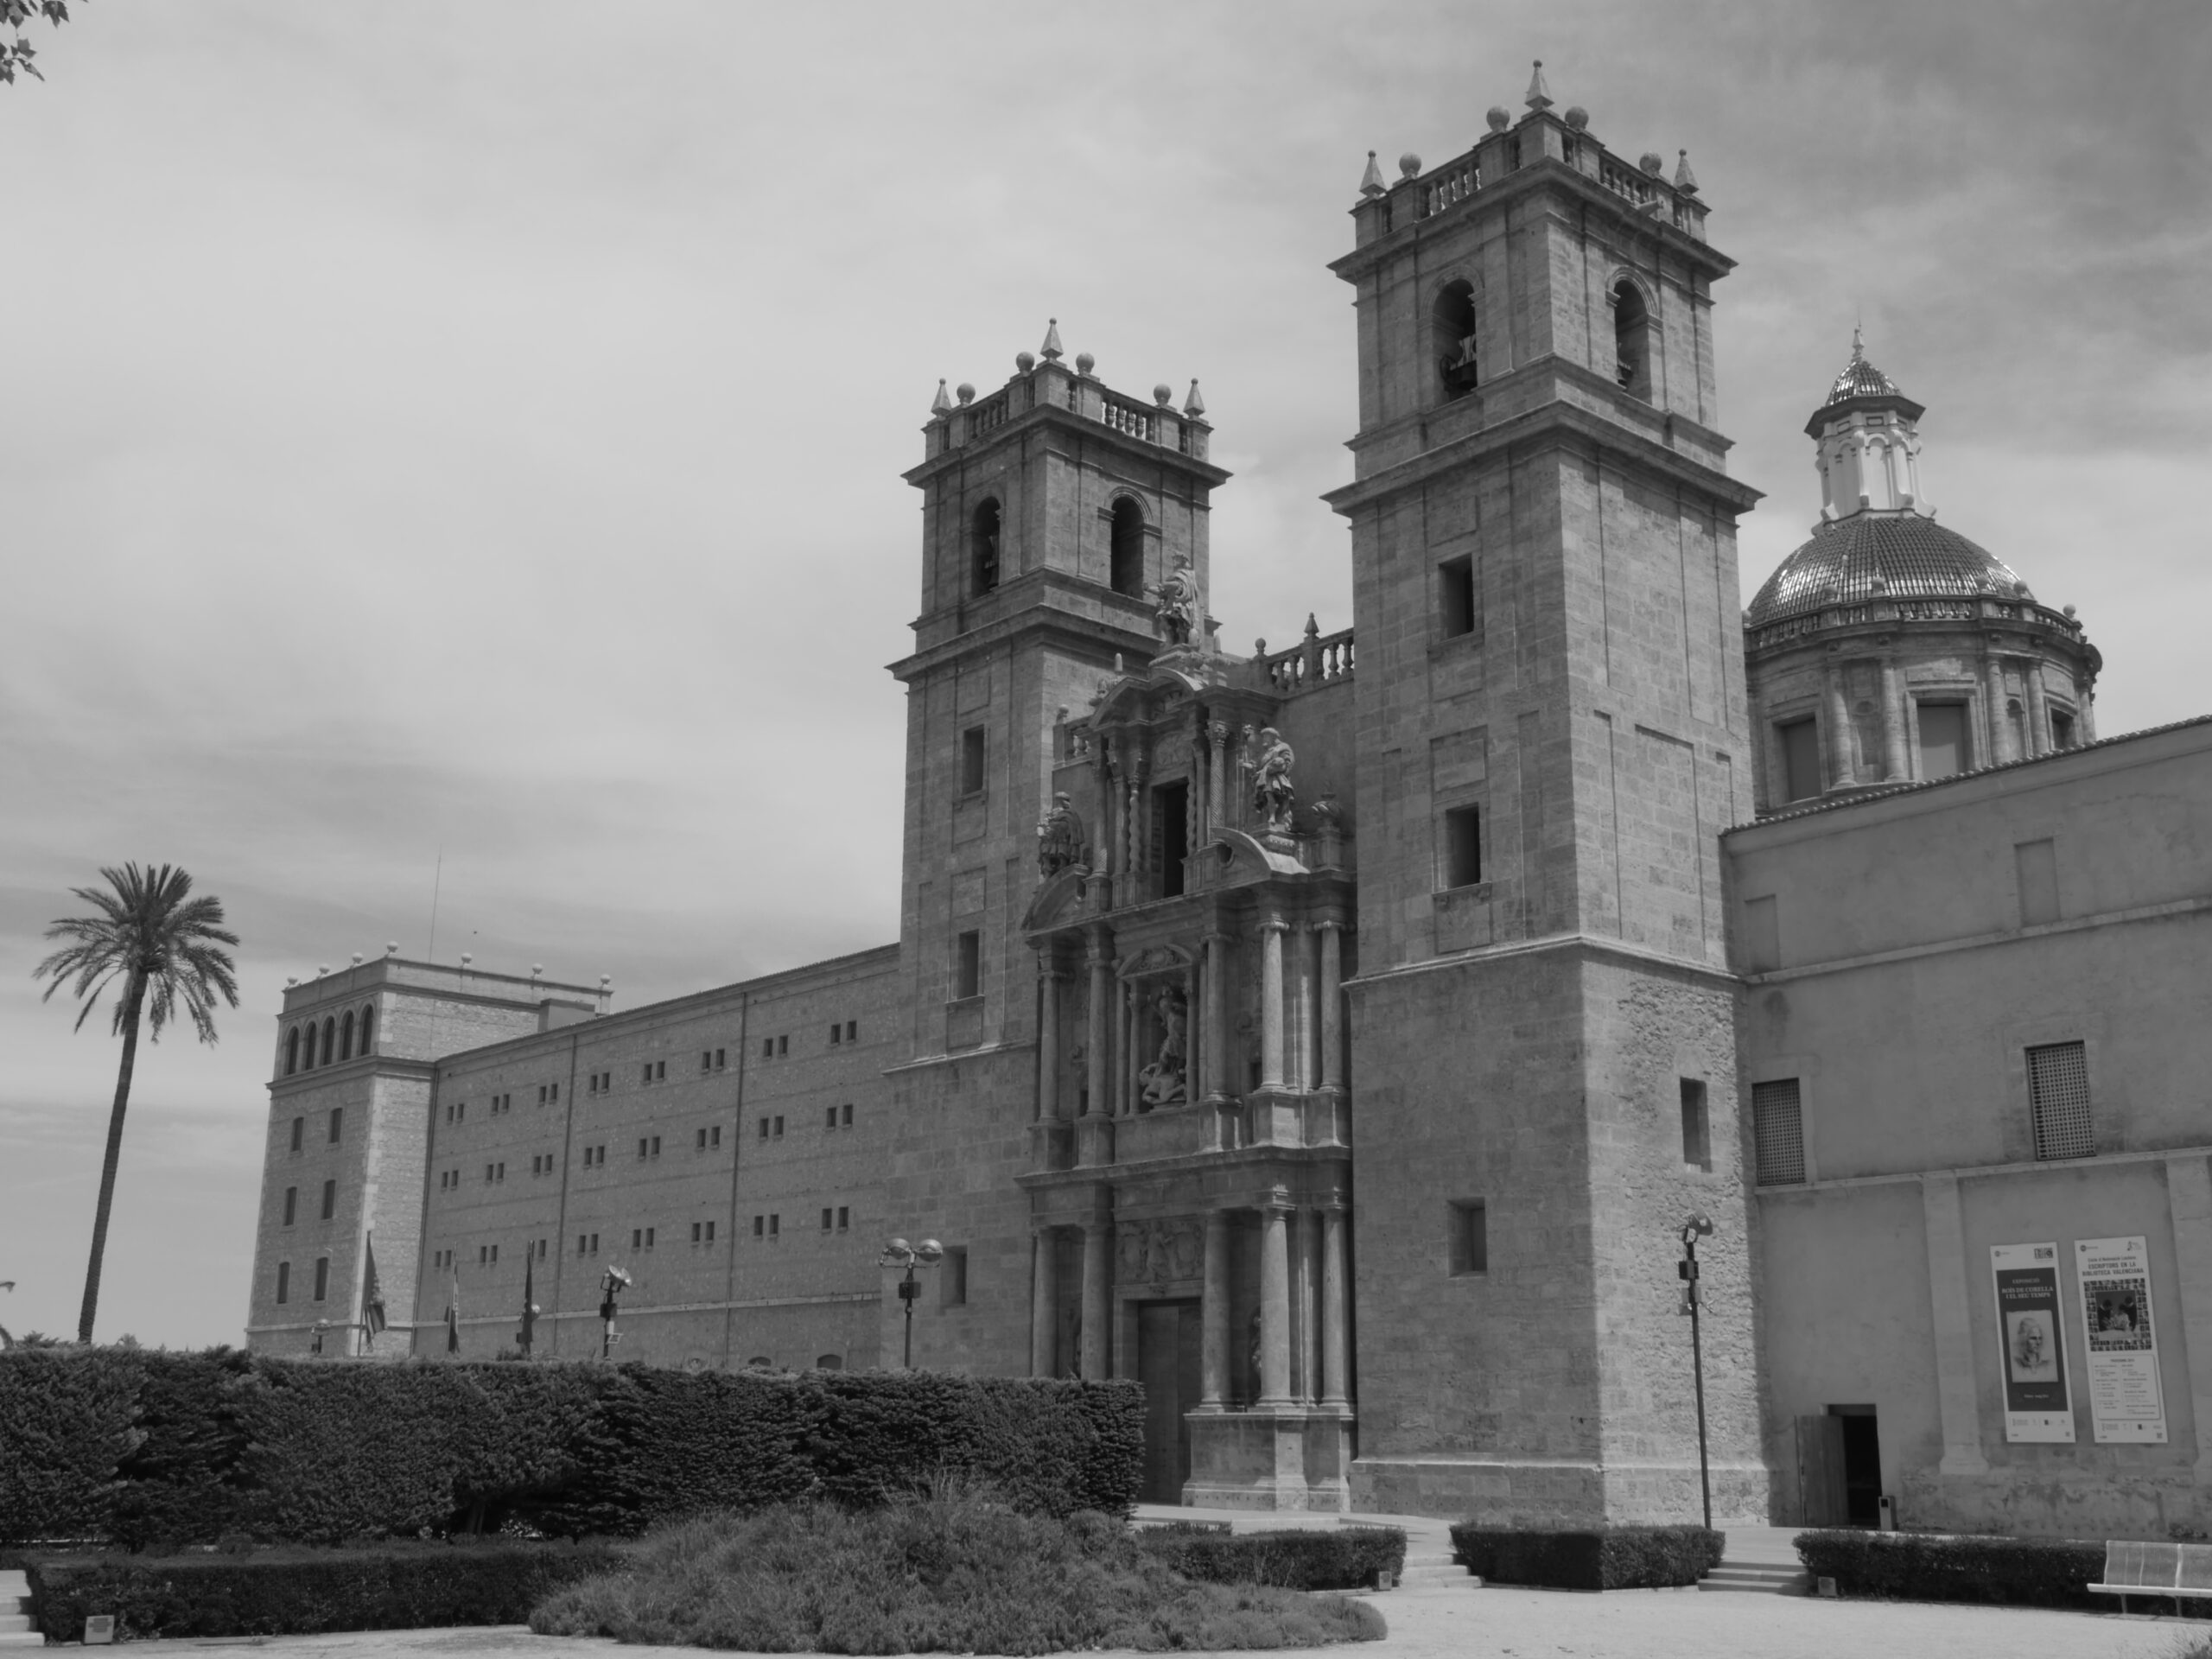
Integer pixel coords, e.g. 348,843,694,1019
955,931,982,1000
2029,1041,2094,1160
276,1261,290,1304
760,1116,770,1140
656,1060,666,1080
648,1229,657,1249
632,1229,641,1249
1752,1078,1806,1185
842,1102,854,1127
696,1127,707,1150
651,1135,661,1157
837,1205,849,1232
321,1179,336,1221
1439,556,1476,639
942,1246,969,1307
313,1256,330,1302
2050,710,2076,750
1917,702,1967,781
777,1035,787,1058
768,1214,779,1237
710,1125,721,1147
826,1105,839,1130
283,1186,297,1226
705,1220,715,1243
830,1023,842,1046
642,1063,652,1084
1779,717,1822,804
715,1048,726,1070
960,726,987,795
822,1207,834,1232
753,1215,765,1237
2016,838,2059,927
692,1222,702,1243
1448,1200,1487,1275
702,1051,712,1072
1680,1079,1711,1172
328,1109,343,1144
578,1234,588,1255
762,1038,773,1059
1441,804,1481,889
846,1020,857,1043
289,1116,303,1152
772,1116,784,1139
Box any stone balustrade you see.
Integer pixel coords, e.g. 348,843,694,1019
925,355,1209,464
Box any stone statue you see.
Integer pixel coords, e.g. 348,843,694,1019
1136,986,1189,1109
1035,791,1087,878
1252,727,1296,835
1154,553,1200,647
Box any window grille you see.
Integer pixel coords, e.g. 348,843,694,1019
1752,1078,1806,1185
2029,1041,2094,1160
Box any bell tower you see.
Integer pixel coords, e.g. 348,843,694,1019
1324,67,1770,1522
883,326,1228,1376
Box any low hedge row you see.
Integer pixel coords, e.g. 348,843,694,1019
1139,1525,1407,1590
1794,1529,2107,1610
0,1347,1144,1547
26,1541,625,1642
1449,1524,1723,1590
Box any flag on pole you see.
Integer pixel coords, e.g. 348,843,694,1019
360,1236,388,1351
444,1267,461,1355
519,1249,537,1357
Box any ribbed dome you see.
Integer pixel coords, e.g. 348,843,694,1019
1746,513,2030,629
1826,351,1899,405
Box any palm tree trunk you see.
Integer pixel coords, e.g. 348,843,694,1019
78,969,145,1344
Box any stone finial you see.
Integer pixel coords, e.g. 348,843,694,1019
1639,151,1664,176
1040,318,1064,361
1564,105,1589,130
956,382,975,404
2063,603,2078,619
1153,383,1173,405
1304,612,1320,640
1359,149,1386,197
351,952,363,965
600,975,613,987
1485,105,1511,133
1184,378,1206,417
285,976,298,987
1075,351,1096,376
460,952,472,966
931,378,952,416
1525,59,1553,112
1674,148,1699,193
1398,151,1421,180
385,941,399,956
315,963,327,976
1015,349,1035,372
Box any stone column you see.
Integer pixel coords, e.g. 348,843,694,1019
1922,1173,1988,1477
1257,1198,1293,1408
1295,1207,1320,1404
1879,657,1910,782
1084,940,1111,1120
1119,982,1135,1116
1984,654,2013,766
1202,931,1229,1100
1096,747,1117,880
1259,914,1287,1092
1824,663,1854,789
1035,958,1062,1123
1031,1229,1058,1377
1299,925,1321,1094
1080,1209,1110,1381
2080,684,2098,742
1317,919,1345,1091
1199,1208,1229,1409
1182,957,1200,1107
2024,660,2051,757
1319,1204,1350,1409
1208,721,1230,833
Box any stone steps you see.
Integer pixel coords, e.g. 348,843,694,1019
1699,1560,1812,1595
0,1569,37,1645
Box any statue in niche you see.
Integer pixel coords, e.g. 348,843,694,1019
1155,552,1200,646
1252,727,1297,835
1035,791,1088,878
1136,985,1188,1109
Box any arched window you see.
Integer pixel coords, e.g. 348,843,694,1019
340,1010,355,1061
284,1027,300,1077
359,1004,374,1056
321,1018,336,1067
815,1352,844,1371
970,499,1001,596
1434,279,1478,400
1109,499,1145,599
1612,280,1651,401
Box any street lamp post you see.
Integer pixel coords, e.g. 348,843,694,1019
878,1236,944,1369
1678,1212,1716,1531
598,1265,632,1360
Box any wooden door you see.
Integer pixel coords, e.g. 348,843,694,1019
1138,1300,1203,1503
1796,1414,1849,1527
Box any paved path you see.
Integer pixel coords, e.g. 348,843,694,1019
95,1590,2190,1659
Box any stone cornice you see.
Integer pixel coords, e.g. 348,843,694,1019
1343,929,1738,995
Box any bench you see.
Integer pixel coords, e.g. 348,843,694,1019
2087,1541,2212,1612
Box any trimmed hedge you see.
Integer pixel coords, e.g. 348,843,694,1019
1449,1524,1723,1590
1140,1525,1408,1590
27,1541,623,1641
0,1348,1144,1548
1794,1529,2107,1610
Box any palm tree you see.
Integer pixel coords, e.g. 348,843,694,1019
34,863,239,1344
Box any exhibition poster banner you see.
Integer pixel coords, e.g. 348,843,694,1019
2075,1235,2167,1445
1992,1241,2075,1443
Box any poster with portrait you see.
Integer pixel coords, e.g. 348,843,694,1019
1991,1242,2075,1442
2075,1236,2166,1444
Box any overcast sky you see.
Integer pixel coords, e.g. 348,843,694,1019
3,1,2205,1348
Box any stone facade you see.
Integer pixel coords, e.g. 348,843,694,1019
240,72,2212,1536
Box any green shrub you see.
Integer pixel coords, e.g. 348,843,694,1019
531,1491,1384,1655
0,1347,146,1544
25,1540,622,1641
110,1349,256,1549
1448,1523,1722,1590
1139,1526,1407,1590
1793,1529,2107,1610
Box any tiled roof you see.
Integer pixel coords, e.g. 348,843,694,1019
1822,328,1904,407
1745,512,2029,629
1725,714,2212,834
